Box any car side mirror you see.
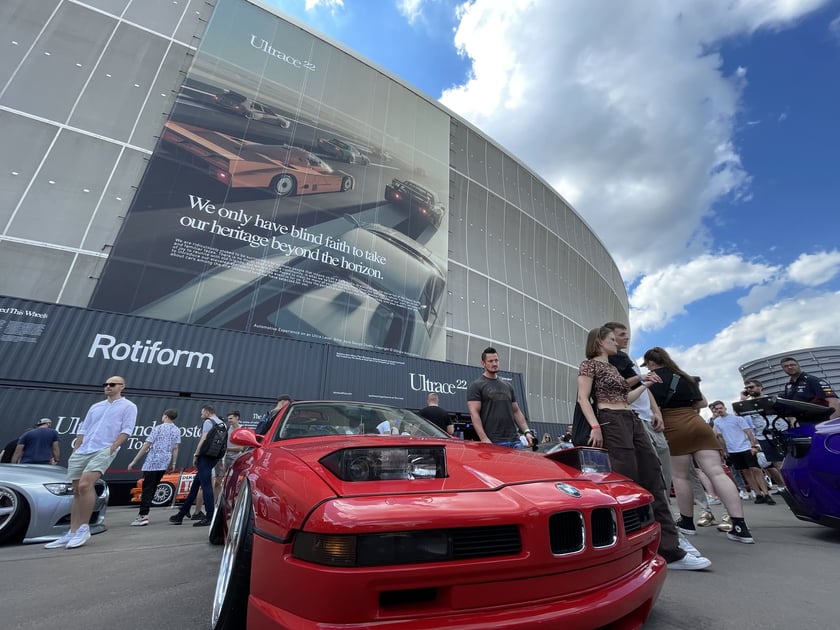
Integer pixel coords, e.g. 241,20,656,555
231,427,263,448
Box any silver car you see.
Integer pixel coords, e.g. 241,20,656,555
0,464,109,545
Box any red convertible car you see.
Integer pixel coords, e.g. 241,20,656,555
208,401,666,629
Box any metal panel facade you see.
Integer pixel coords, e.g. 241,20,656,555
0,0,628,428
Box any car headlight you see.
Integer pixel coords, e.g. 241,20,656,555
43,482,74,496
293,530,448,567
547,447,612,473
320,447,447,481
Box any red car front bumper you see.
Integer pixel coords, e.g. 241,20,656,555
246,535,666,629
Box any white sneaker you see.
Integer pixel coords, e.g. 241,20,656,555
749,490,757,499
131,516,149,526
678,536,702,557
65,524,91,549
668,553,712,570
44,530,74,549
706,495,722,505
739,490,750,500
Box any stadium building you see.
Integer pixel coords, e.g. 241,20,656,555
1,0,628,460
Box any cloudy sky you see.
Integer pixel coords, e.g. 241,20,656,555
265,0,840,408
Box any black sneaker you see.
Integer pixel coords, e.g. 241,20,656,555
169,514,184,525
193,518,212,527
726,523,755,544
191,511,206,520
754,495,766,504
764,494,776,505
676,517,696,536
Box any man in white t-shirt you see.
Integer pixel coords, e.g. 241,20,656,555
45,376,137,549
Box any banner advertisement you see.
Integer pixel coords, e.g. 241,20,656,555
0,296,528,418
0,388,270,483
89,0,450,359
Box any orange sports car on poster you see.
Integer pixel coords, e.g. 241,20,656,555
160,121,355,198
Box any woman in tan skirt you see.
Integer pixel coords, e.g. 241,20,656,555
642,346,754,544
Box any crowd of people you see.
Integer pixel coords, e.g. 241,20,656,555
3,342,837,560
462,325,840,573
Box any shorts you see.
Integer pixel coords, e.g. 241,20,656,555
727,449,759,471
757,438,784,463
67,446,118,480
213,456,236,478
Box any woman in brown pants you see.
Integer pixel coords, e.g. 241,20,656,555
577,326,711,570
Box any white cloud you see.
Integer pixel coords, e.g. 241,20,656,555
830,14,840,41
786,250,840,285
397,0,425,24
629,254,778,331
439,0,830,329
303,0,343,11
654,290,840,413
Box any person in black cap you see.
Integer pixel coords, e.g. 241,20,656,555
12,419,60,465
255,395,293,435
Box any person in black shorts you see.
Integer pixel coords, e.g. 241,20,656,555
710,401,775,505
742,379,785,490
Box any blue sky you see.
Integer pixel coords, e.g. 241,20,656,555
264,0,840,406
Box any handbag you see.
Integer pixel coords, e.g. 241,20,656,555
571,401,594,446
572,373,598,446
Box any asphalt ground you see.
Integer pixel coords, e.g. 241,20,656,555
1,501,839,629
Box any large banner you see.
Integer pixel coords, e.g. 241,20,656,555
89,0,450,359
0,296,528,418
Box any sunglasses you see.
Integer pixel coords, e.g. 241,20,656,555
103,382,124,387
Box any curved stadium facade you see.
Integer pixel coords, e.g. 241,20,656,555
0,0,628,429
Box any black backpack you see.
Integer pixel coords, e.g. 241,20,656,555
198,418,228,459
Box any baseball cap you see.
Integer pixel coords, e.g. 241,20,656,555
277,394,292,402
35,418,52,427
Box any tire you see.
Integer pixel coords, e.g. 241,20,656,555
208,502,225,546
341,176,354,192
211,482,253,630
271,173,296,197
0,486,30,545
151,482,175,507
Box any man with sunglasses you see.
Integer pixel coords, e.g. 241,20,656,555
45,376,137,549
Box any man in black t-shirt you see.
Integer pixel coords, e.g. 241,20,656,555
779,357,840,419
466,346,534,449
416,393,454,434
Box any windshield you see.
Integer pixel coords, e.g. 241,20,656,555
273,402,450,440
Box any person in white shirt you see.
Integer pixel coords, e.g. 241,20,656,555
45,376,137,549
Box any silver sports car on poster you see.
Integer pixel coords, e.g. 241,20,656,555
0,464,109,545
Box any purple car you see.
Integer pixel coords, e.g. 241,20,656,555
779,409,840,528
736,396,838,528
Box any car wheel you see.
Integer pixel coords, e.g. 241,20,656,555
151,482,175,507
208,502,225,546
341,176,354,192
0,486,30,545
271,174,297,197
211,482,253,630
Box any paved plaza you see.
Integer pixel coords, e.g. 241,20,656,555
2,501,838,629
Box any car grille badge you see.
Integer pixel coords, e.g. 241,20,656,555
555,482,582,498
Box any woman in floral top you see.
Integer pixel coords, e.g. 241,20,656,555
577,326,711,570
